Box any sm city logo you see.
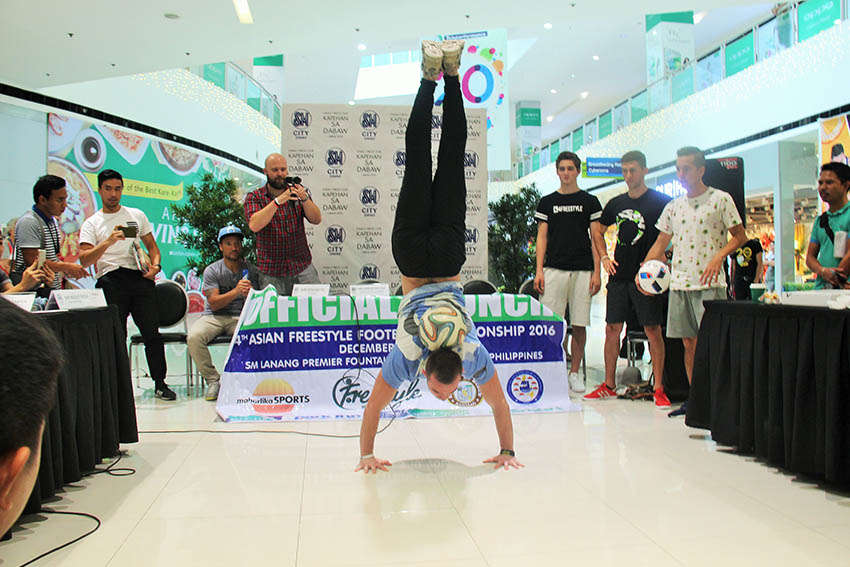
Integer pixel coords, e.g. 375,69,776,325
360,186,379,216
464,151,479,179
326,225,345,256
326,147,345,178
465,226,479,255
360,264,380,281
361,111,379,139
291,109,311,139
393,149,406,178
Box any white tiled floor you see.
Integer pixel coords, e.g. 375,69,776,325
3,307,850,566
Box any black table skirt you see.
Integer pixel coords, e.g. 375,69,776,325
687,300,850,484
25,305,139,513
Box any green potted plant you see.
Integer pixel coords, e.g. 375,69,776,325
488,184,541,293
170,173,255,273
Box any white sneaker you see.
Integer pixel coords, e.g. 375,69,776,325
440,39,464,75
568,372,585,393
204,381,220,401
421,40,443,81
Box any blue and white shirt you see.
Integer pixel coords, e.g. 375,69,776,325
381,282,495,389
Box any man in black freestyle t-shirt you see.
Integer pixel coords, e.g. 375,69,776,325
534,151,602,394
730,238,763,300
588,150,672,408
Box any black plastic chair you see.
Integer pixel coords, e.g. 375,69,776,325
129,279,193,391
463,279,498,294
519,277,538,300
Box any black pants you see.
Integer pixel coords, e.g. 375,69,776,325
97,268,167,382
392,76,467,277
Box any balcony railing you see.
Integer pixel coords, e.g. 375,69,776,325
188,62,281,128
516,0,846,178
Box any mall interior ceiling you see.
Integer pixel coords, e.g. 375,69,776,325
1,1,775,141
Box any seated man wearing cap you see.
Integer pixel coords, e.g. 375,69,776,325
187,226,259,401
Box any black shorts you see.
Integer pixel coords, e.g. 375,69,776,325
605,278,666,327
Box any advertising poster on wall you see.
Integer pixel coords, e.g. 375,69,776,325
645,12,695,84
46,113,254,309
431,29,509,171
820,114,850,167
280,103,489,296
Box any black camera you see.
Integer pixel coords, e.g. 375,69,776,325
284,176,302,187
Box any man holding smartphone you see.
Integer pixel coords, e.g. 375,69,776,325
12,175,88,292
79,169,174,401
244,153,322,295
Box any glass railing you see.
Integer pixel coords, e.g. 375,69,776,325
516,0,845,178
188,62,281,128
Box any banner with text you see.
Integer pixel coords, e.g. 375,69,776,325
281,104,488,295
216,288,577,421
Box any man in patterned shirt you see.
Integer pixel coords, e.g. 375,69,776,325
640,147,746,417
244,153,322,295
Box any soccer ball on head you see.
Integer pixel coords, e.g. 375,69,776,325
418,304,468,350
638,260,671,295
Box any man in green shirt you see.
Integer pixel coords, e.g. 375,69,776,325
806,162,850,289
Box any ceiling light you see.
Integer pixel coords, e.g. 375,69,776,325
550,88,557,94
580,91,589,99
543,22,553,29
592,55,599,61
232,0,254,24
694,11,707,24
571,73,576,78
348,100,355,105
546,115,554,122
164,13,179,19
357,43,367,51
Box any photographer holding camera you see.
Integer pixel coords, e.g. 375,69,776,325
79,169,174,401
244,153,322,295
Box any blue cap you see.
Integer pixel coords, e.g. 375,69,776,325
218,225,243,242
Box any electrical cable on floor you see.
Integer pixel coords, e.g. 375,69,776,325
17,511,101,566
81,452,136,478
15,453,134,565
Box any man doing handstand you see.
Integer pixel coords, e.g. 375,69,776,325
356,40,522,474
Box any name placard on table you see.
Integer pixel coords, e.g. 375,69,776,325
2,292,36,311
292,284,331,297
46,289,107,310
349,283,390,297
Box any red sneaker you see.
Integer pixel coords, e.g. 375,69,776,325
583,383,617,400
654,389,671,409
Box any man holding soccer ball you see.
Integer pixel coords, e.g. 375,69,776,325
586,150,672,409
639,147,746,417
356,40,521,473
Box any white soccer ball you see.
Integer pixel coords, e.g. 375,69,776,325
638,260,671,295
418,304,468,350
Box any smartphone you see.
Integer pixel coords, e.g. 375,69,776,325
37,249,47,269
119,225,138,238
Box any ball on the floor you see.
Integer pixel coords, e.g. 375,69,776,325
638,260,671,295
418,304,468,350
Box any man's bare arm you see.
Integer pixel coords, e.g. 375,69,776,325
355,372,397,473
480,371,523,470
